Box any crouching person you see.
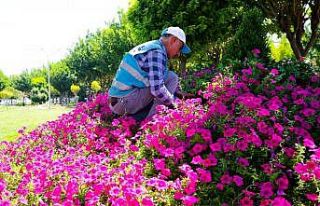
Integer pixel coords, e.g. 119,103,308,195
108,27,191,120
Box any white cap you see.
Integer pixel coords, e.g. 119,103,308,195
161,27,191,54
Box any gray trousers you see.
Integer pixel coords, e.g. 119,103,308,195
109,71,179,118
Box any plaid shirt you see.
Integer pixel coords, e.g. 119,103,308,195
135,41,175,105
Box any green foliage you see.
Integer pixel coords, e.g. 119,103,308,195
31,76,46,86
224,8,269,60
269,34,294,62
0,87,21,99
11,71,33,95
30,87,48,104
272,59,320,86
49,60,74,96
0,70,9,91
66,18,134,87
127,0,247,70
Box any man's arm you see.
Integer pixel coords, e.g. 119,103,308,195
147,50,175,105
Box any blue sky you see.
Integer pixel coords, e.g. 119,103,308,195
0,0,129,76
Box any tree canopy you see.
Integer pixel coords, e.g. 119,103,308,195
247,0,320,60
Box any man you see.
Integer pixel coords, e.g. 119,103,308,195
108,26,192,120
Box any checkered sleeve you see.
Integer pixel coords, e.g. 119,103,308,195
146,50,174,105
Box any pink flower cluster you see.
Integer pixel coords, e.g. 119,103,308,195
0,57,319,205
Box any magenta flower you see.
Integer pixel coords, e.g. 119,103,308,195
257,108,270,117
270,68,279,76
181,195,199,206
0,178,6,192
155,179,168,191
252,48,261,57
196,168,212,183
223,127,236,137
237,157,249,167
267,96,283,111
220,173,233,185
260,182,273,198
142,197,154,206
109,186,121,197
240,196,254,206
233,175,244,187
301,108,316,117
154,158,166,171
272,197,291,206
265,134,282,149
276,175,288,195
209,142,222,152
305,193,318,202
216,183,224,191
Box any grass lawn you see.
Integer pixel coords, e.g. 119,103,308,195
0,105,72,141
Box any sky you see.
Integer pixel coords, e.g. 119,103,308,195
0,0,129,76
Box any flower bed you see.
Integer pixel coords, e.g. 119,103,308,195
0,56,319,205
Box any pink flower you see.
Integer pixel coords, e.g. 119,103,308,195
223,128,236,137
270,68,279,76
305,193,318,202
236,140,248,151
260,182,273,198
237,157,249,167
252,48,261,57
0,178,6,192
216,183,224,191
142,197,154,206
181,195,199,206
154,158,166,171
276,175,288,195
220,173,233,185
109,186,121,197
260,199,272,206
210,142,222,152
256,62,265,70
196,168,212,183
184,181,197,195
161,168,171,177
155,179,168,190
303,137,316,149
272,197,291,206
257,108,270,117
240,197,254,206
233,175,244,187
191,155,204,165
174,192,184,200
265,134,282,149
284,147,296,158
190,144,207,155
267,96,283,111
301,108,316,117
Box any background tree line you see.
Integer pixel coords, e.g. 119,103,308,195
0,0,319,104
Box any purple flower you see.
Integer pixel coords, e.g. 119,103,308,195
260,182,273,198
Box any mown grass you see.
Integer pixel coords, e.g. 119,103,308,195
0,105,72,141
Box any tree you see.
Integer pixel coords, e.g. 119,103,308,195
0,70,9,91
50,60,74,97
66,18,134,87
11,71,33,95
248,0,320,60
269,34,295,62
127,0,249,73
0,87,21,100
225,8,269,60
